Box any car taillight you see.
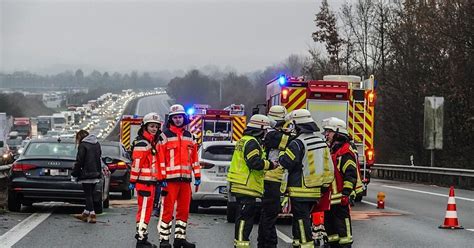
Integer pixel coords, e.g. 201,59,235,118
200,162,215,169
12,163,37,172
117,161,128,169
365,149,375,165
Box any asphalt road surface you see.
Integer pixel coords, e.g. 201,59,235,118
1,94,473,247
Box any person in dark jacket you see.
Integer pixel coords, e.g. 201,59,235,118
72,130,102,224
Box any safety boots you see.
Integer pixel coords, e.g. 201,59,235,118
136,239,157,248
159,240,172,248
173,238,196,248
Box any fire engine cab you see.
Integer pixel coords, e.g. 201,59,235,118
266,74,376,199
187,104,246,145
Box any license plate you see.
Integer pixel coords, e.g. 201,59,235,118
218,186,227,194
50,169,68,176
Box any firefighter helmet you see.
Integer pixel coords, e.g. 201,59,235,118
267,105,287,121
169,104,186,116
321,117,348,136
289,109,315,125
142,112,162,126
247,114,271,130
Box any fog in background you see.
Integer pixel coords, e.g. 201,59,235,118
1,0,345,75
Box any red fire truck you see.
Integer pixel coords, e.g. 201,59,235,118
119,115,144,151
187,104,246,145
266,74,376,199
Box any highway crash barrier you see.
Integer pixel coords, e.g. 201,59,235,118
371,164,474,190
0,164,12,210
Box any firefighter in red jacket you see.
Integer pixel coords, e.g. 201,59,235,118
158,104,200,248
321,117,359,248
130,112,166,248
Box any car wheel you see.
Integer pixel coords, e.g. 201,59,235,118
189,200,199,213
8,191,22,212
226,201,237,223
122,189,132,200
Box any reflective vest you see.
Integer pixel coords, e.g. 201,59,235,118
159,126,201,181
130,137,164,183
286,133,334,199
264,149,285,183
227,135,265,198
330,142,364,205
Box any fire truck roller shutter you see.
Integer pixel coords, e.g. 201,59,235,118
306,100,348,131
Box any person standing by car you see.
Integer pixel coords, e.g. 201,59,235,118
227,114,278,248
129,112,165,248
72,130,102,224
158,104,200,248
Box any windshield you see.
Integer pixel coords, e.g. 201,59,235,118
13,125,30,132
101,144,120,157
7,139,23,146
24,142,77,157
202,145,235,161
53,118,66,124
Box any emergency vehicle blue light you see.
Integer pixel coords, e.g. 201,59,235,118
278,75,286,85
186,108,195,115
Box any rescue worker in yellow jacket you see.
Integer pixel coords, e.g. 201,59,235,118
279,109,334,248
227,114,278,248
321,117,361,248
258,105,291,248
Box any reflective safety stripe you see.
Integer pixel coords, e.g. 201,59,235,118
134,146,151,151
339,218,353,245
160,221,172,240
246,149,259,160
344,181,354,189
170,149,175,167
300,241,315,248
342,160,356,173
234,240,250,248
279,134,289,150
328,234,340,242
285,148,296,160
166,165,192,171
263,160,270,170
137,175,157,181
238,220,245,241
230,184,262,197
292,239,300,247
298,133,334,188
298,219,307,243
288,186,321,198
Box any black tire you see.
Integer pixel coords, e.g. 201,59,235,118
355,194,363,202
122,189,132,200
189,200,199,213
7,191,21,212
226,201,237,223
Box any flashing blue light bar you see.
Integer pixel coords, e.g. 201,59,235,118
186,108,195,115
278,75,286,85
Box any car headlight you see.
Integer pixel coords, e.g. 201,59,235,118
2,153,8,159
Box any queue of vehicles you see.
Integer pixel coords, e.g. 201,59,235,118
6,88,165,212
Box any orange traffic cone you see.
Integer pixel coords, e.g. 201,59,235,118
439,186,463,229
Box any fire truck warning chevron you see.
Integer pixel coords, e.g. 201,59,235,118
266,74,377,200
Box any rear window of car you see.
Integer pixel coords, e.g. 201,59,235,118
24,142,77,157
101,144,120,157
202,145,235,161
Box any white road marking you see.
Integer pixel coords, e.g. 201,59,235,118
0,211,52,247
361,200,378,207
361,200,412,214
382,185,474,202
276,228,293,243
466,229,474,232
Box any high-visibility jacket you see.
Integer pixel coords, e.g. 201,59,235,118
130,132,165,183
227,135,272,198
263,130,290,183
279,132,333,199
159,125,200,181
330,142,363,205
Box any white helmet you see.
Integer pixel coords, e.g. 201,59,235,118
267,105,287,121
289,109,315,125
247,114,271,130
169,104,186,116
142,112,162,126
321,117,348,135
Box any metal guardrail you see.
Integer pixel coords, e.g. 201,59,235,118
0,164,12,179
371,163,474,189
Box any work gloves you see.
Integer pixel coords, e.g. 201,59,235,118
341,194,355,207
128,183,135,190
194,178,201,186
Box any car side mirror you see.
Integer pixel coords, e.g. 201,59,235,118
103,157,113,164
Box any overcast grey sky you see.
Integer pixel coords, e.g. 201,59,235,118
1,0,344,74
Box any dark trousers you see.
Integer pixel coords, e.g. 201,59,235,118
235,196,257,242
258,181,281,248
153,185,162,211
325,204,352,248
82,183,96,212
291,199,315,246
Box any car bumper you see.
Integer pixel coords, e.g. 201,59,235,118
192,179,227,203
109,169,129,192
10,177,103,203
